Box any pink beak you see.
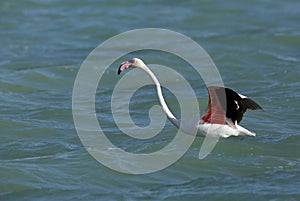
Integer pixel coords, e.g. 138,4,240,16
118,60,132,75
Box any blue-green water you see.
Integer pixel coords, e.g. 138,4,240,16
1,0,300,200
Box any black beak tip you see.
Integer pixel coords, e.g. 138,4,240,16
117,68,122,75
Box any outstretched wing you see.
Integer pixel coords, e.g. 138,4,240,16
224,87,262,124
201,86,262,125
201,86,227,124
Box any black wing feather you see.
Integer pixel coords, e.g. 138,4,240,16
239,98,262,110
214,87,262,124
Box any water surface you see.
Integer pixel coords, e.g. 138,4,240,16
1,0,299,200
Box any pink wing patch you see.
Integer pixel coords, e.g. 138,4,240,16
201,86,227,124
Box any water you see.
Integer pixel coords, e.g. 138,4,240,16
1,0,300,200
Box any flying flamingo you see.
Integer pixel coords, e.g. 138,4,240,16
118,58,262,138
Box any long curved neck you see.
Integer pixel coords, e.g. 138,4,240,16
140,65,180,128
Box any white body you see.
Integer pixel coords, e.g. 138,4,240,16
197,122,255,138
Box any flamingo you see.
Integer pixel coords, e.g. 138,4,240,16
117,58,262,138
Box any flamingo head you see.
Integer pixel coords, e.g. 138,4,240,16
117,58,145,75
